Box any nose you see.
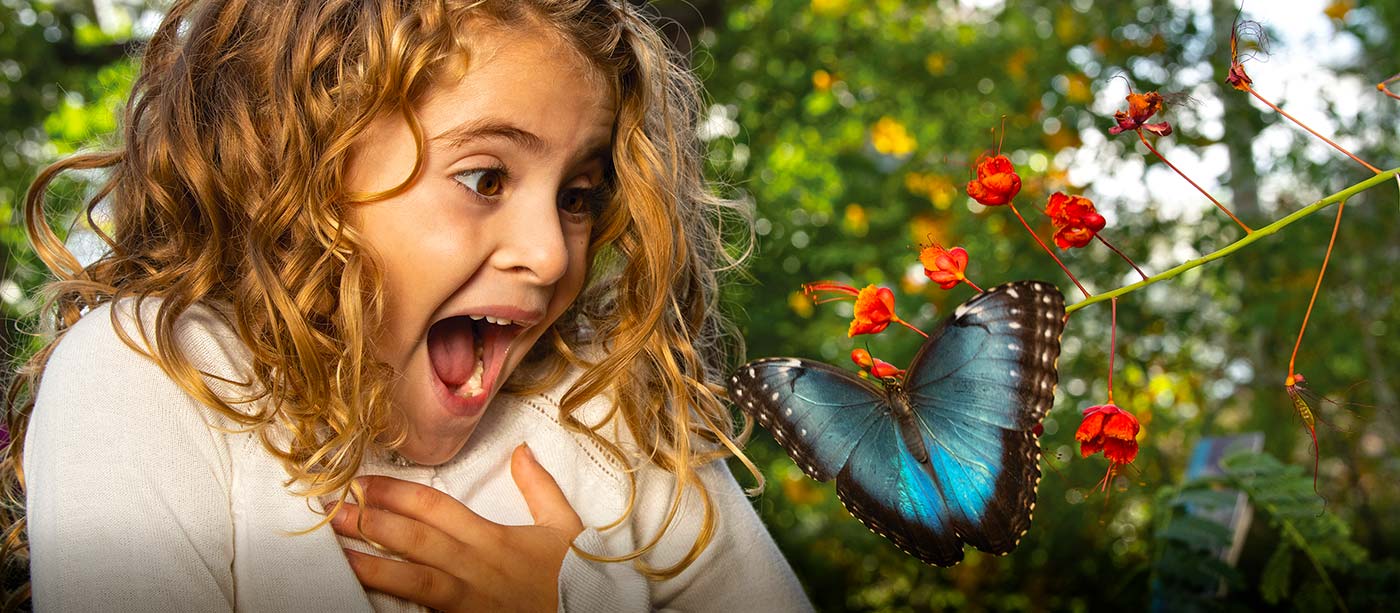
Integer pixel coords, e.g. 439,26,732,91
487,187,571,285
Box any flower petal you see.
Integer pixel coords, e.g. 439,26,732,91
949,246,969,269
1102,411,1140,440
1104,438,1139,464
1075,412,1107,442
1143,121,1173,137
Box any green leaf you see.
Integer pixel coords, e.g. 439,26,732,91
1260,544,1294,604
1157,515,1231,550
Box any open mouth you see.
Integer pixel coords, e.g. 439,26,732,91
426,314,526,414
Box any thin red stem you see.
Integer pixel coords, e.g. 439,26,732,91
894,317,929,338
1137,130,1254,233
1007,202,1092,299
1107,297,1117,404
1288,198,1346,378
1094,234,1149,281
1246,87,1382,175
963,278,985,293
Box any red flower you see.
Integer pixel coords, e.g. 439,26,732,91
1226,63,1253,92
1075,404,1140,465
918,243,971,290
1044,192,1106,249
851,348,905,379
803,282,911,338
966,155,1022,206
849,285,896,336
1108,92,1172,137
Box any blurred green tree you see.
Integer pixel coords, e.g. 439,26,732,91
3,0,1398,610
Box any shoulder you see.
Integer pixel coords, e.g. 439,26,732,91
30,298,255,461
46,298,250,389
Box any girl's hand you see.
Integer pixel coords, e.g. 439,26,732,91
332,444,585,613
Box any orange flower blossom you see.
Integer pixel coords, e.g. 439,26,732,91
917,243,983,291
802,282,928,338
1108,91,1172,137
1044,192,1106,249
1075,403,1140,465
965,154,1022,206
851,348,905,379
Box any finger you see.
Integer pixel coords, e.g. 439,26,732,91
510,444,583,536
354,475,486,543
332,502,471,573
343,548,466,612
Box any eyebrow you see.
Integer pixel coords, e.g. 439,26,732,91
431,118,613,169
431,119,549,154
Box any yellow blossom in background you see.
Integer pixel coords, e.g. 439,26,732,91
926,175,955,209
904,172,955,209
811,0,849,18
812,69,833,91
870,116,916,157
788,290,814,318
1066,73,1092,104
1325,0,1353,21
843,203,869,237
924,52,947,75
907,215,940,246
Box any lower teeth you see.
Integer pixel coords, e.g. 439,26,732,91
457,341,486,398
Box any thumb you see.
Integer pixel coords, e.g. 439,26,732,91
511,443,584,536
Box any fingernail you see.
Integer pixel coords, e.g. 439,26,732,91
521,442,535,463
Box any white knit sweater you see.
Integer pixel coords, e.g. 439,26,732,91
24,301,812,612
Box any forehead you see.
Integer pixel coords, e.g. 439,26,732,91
417,22,618,138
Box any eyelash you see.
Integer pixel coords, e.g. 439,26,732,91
453,165,610,221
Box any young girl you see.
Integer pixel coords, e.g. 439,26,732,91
3,1,812,610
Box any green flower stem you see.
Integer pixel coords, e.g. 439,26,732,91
1065,166,1400,315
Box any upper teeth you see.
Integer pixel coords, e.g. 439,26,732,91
468,315,516,326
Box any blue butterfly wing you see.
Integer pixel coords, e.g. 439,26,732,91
727,359,885,482
834,418,967,565
728,281,1064,566
899,280,1065,558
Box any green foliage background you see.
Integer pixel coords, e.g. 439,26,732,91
3,0,1399,610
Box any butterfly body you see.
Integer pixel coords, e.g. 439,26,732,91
730,281,1066,565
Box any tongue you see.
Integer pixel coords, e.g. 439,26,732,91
427,318,477,387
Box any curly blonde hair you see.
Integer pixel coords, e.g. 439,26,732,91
1,0,756,593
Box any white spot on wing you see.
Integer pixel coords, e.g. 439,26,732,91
1009,322,1022,329
954,304,969,319
1007,288,1019,298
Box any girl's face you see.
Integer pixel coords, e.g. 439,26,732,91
346,24,615,465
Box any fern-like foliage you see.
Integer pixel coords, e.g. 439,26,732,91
1149,450,1381,612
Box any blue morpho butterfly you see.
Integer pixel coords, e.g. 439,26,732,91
727,281,1065,566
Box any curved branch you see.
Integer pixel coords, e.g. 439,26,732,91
1065,167,1400,314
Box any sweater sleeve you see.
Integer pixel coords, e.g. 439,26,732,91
25,305,239,612
639,460,814,613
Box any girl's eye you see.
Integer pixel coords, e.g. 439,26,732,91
456,168,506,198
558,186,608,220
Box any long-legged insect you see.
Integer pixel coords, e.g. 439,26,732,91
1285,374,1320,495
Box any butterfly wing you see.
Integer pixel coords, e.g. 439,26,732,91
898,280,1066,559
727,359,885,481
728,281,1065,567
